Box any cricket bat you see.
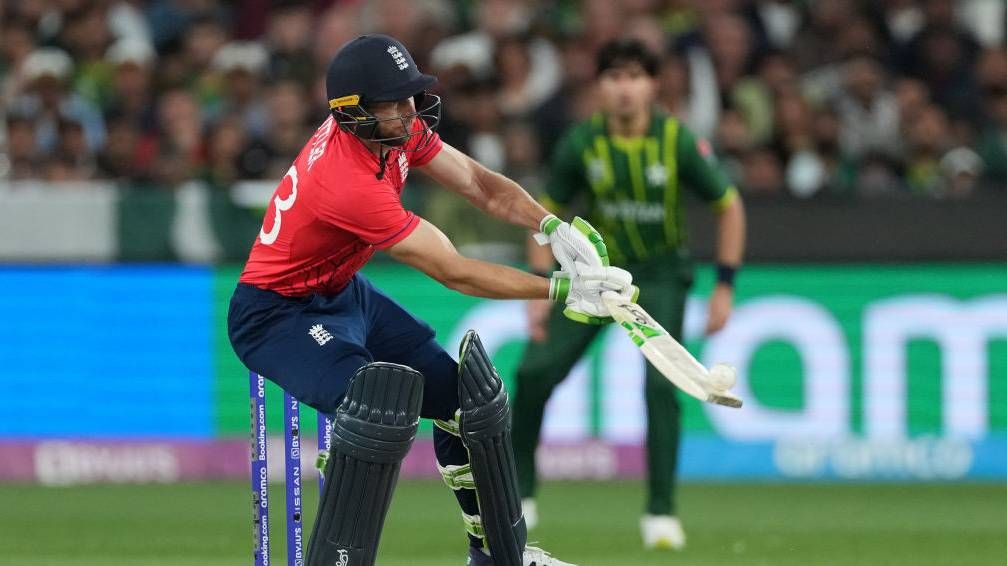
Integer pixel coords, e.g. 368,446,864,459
602,291,743,408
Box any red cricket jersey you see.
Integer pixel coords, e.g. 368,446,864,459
239,116,442,296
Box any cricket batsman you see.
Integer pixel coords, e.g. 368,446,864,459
511,39,747,550
227,34,635,566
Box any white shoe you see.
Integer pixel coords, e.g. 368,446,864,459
524,545,576,566
522,498,539,530
640,515,686,550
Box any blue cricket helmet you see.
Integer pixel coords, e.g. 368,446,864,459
325,34,440,149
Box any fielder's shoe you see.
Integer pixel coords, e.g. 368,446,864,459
640,514,686,550
466,545,577,566
522,498,539,530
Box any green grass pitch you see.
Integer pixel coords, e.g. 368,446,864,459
1,480,1005,565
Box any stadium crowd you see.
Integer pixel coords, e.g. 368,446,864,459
1,0,1006,201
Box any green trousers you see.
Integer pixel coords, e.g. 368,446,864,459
511,256,692,516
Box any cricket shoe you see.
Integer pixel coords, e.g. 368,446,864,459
522,498,539,530
466,545,577,565
641,515,686,550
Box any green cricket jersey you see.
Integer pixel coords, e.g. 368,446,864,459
542,110,737,264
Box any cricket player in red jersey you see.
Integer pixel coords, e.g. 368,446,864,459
228,35,634,566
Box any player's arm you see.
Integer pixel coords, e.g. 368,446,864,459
677,126,747,333
388,218,633,321
714,193,745,272
388,217,550,299
417,143,549,230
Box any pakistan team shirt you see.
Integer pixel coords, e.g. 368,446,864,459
543,111,737,264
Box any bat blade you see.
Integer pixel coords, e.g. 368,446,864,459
602,292,742,409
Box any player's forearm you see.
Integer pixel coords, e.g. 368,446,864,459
444,257,550,299
716,196,746,267
473,166,549,230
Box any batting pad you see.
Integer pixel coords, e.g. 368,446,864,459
305,362,423,566
458,330,528,566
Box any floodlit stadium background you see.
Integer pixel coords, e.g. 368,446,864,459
1,2,1006,564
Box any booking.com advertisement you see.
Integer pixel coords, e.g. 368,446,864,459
1,263,1005,484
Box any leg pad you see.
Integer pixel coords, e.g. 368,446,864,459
457,330,527,566
305,362,423,566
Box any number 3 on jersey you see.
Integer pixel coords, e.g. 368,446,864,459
259,165,299,245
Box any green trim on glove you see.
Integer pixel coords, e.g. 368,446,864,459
571,216,609,266
563,307,612,325
540,214,562,235
549,274,571,302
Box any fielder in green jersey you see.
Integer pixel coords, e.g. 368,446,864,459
511,39,747,550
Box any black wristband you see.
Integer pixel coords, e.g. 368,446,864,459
716,264,738,287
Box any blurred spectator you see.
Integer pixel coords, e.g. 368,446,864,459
461,81,505,172
261,80,314,179
210,41,270,137
531,36,597,159
265,3,315,86
9,48,106,155
4,113,43,180
701,12,756,98
0,0,1003,202
146,89,205,186
312,4,361,70
203,115,255,187
51,116,96,180
59,3,115,107
1,19,37,106
658,48,719,141
580,0,627,51
894,78,932,127
430,0,559,86
791,1,857,71
360,0,453,68
104,38,157,130
713,108,751,185
903,104,982,197
741,148,783,197
501,122,543,190
749,0,801,50
835,57,901,161
493,35,560,120
182,15,228,106
730,50,796,147
898,0,982,123
97,115,144,180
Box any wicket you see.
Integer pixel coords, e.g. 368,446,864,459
249,371,332,566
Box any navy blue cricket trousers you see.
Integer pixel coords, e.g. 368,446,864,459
228,274,483,548
228,274,459,420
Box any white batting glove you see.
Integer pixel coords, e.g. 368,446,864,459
533,215,609,277
550,266,638,324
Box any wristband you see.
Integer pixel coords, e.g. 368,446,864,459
548,275,570,302
716,264,738,287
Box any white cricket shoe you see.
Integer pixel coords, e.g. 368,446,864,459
522,498,539,530
524,545,576,566
640,514,686,550
466,545,576,566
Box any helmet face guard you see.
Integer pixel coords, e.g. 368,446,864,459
330,93,441,152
